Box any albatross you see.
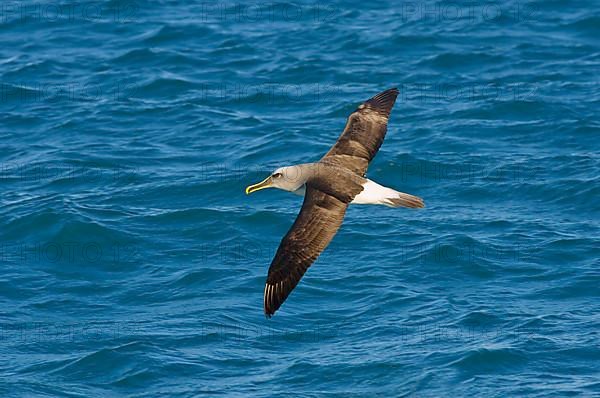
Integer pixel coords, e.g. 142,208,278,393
245,88,424,318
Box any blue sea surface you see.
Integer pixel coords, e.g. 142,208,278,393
1,1,599,396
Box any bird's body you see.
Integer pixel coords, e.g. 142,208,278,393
271,163,421,208
245,88,425,317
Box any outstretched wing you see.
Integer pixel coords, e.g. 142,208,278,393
321,87,399,175
264,185,348,317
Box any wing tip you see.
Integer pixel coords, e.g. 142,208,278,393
361,87,399,117
263,282,278,318
374,87,399,98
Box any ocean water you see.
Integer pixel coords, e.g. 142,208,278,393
1,0,599,396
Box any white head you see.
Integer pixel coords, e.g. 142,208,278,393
245,165,308,194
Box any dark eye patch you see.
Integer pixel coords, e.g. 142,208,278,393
272,173,282,178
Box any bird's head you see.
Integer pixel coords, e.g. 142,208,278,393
245,166,306,194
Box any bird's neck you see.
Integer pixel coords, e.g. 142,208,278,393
292,184,306,196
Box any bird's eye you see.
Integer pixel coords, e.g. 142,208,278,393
272,173,282,178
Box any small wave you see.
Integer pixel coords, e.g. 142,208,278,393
135,76,196,99
3,209,66,241
51,341,151,382
111,48,191,66
451,347,527,375
143,24,214,45
564,16,600,36
420,52,507,71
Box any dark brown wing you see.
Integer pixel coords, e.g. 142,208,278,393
321,88,399,175
264,185,348,317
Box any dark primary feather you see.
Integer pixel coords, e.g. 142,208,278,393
322,87,399,175
264,185,349,317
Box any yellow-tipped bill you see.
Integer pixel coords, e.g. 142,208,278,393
245,176,273,195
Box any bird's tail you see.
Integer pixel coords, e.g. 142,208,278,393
383,190,425,208
352,179,425,208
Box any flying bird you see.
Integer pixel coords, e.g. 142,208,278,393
245,88,424,318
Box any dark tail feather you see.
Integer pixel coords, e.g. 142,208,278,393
385,192,425,209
